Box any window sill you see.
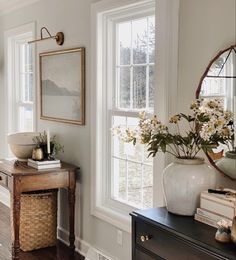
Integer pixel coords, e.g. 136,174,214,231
91,203,132,233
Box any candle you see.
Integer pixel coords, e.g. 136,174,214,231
233,96,236,150
234,97,236,125
47,129,50,154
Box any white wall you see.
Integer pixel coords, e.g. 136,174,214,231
178,0,236,189
0,0,235,259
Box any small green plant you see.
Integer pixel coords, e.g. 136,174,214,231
33,131,64,157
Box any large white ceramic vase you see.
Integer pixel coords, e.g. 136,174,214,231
163,157,216,216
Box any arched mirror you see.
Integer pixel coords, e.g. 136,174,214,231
196,44,236,179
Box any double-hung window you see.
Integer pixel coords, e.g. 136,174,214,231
91,0,179,231
5,23,35,135
111,15,155,209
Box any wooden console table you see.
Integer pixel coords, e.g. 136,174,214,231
131,207,236,260
0,159,78,260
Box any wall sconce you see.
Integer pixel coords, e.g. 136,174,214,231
28,27,64,45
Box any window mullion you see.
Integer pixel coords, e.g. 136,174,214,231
146,17,150,109
125,116,129,201
130,20,134,110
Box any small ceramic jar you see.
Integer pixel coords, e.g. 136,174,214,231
32,147,43,161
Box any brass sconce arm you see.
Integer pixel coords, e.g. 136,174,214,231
28,27,64,45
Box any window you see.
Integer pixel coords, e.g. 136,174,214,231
111,15,155,209
200,49,236,110
91,0,179,232
5,23,35,136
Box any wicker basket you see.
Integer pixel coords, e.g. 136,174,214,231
18,190,58,252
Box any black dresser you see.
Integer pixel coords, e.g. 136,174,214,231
130,207,236,260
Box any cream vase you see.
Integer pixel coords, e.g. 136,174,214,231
163,157,216,216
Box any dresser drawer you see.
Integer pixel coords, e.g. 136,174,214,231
0,172,8,187
136,220,220,260
135,248,162,260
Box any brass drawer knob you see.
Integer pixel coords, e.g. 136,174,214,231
140,235,151,242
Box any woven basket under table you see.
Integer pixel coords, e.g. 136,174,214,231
16,190,58,252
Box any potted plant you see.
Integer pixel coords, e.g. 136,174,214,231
32,131,64,160
112,99,234,215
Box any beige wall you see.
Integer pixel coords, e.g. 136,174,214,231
0,0,235,259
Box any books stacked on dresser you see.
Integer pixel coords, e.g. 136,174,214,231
27,159,61,169
194,189,235,228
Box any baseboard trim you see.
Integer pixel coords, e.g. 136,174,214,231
0,186,10,207
57,226,91,257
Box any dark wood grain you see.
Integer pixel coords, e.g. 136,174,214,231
0,202,84,260
131,207,236,260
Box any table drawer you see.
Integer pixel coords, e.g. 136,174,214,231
0,171,8,187
136,220,221,260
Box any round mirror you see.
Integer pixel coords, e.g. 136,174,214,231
196,44,236,179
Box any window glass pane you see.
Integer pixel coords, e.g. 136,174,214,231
126,117,142,161
133,18,147,64
200,78,226,96
148,16,155,63
149,65,154,109
128,162,142,206
113,116,126,158
118,22,131,65
20,43,32,73
113,135,126,159
111,116,153,208
113,158,127,201
19,106,33,132
119,67,130,108
143,165,153,208
20,73,33,102
143,146,153,164
133,66,146,109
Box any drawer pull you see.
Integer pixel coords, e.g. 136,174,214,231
0,176,2,181
140,235,151,242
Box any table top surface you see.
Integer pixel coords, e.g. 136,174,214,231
131,207,236,259
0,159,78,176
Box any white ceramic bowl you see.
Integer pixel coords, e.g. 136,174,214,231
7,132,39,161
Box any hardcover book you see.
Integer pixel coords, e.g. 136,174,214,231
196,208,232,223
200,197,235,219
28,159,60,165
194,213,218,228
201,190,236,206
28,161,61,169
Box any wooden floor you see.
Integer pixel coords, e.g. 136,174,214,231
0,202,84,260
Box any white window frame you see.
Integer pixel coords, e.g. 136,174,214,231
4,23,36,156
91,0,179,232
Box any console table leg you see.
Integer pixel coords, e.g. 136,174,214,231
68,172,76,251
11,180,21,260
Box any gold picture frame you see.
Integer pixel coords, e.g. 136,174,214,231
39,47,85,125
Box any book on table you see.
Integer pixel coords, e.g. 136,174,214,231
28,162,61,169
27,158,61,169
28,158,60,165
194,213,218,228
200,189,236,220
194,189,236,228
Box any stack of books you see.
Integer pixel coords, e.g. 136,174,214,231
27,159,61,169
194,189,235,228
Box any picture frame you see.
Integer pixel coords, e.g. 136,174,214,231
39,47,85,125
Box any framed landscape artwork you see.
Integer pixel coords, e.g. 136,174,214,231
40,47,85,125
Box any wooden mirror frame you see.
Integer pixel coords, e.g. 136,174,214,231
196,44,236,180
